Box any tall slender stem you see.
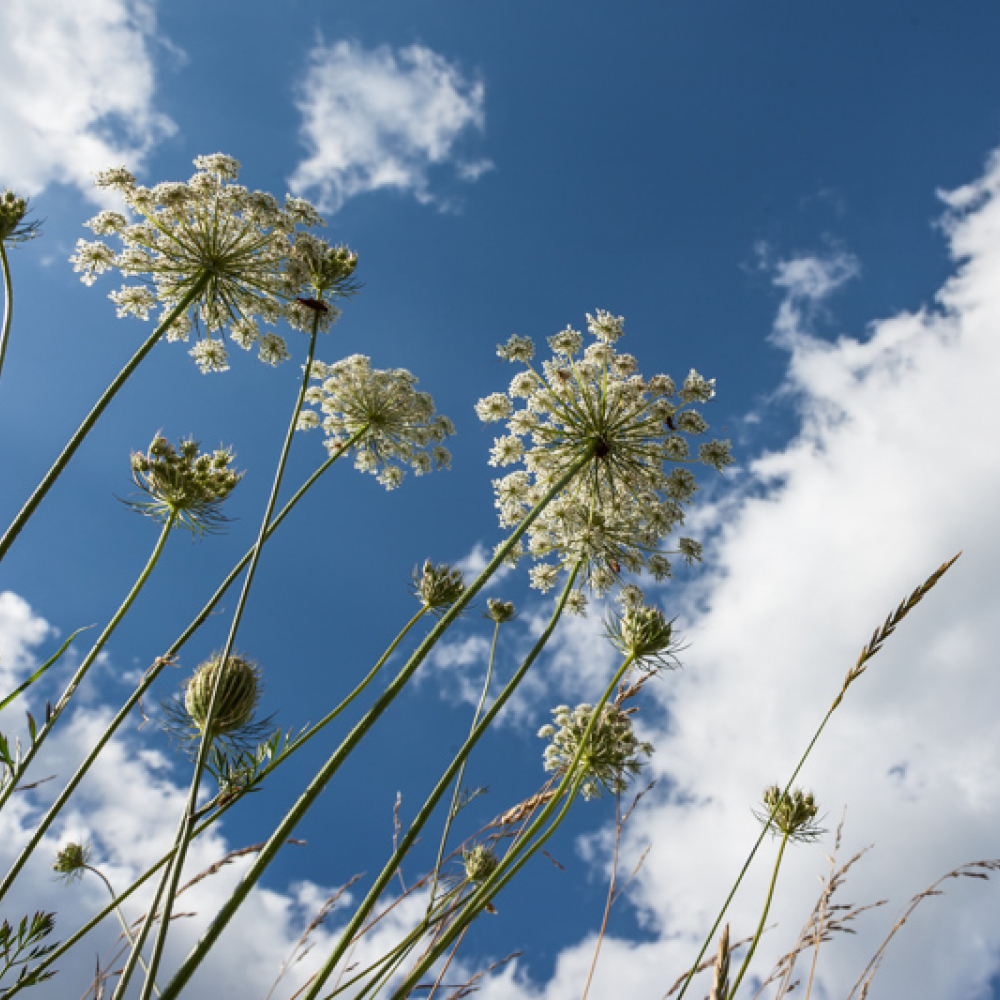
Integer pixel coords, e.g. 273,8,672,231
0,439,358,914
0,511,178,863
298,566,582,1000
426,618,501,911
132,316,323,999
725,832,790,1000
0,275,209,565
158,451,594,1000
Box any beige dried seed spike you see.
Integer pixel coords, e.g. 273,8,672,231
835,550,961,706
709,923,730,1000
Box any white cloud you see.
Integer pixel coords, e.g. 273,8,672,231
0,590,55,691
467,148,1000,999
0,0,174,201
289,40,492,213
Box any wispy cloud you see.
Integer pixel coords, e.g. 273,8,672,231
289,40,492,213
470,148,1000,999
0,0,175,201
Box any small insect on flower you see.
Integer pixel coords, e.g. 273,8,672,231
296,297,331,313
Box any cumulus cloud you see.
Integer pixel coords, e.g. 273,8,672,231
0,590,54,690
466,148,1000,999
0,0,175,202
289,40,492,213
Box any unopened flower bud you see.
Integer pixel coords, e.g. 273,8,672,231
412,560,465,615
184,655,261,736
463,845,500,883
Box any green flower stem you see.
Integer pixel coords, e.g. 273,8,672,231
388,648,637,1000
0,437,360,918
334,887,465,1000
673,705,838,1000
724,831,790,1000
0,242,12,391
674,554,961,1000
85,864,162,998
158,449,595,1000
0,511,178,851
133,315,323,1000
306,567,581,1000
426,617,502,912
3,575,424,995
0,274,210,566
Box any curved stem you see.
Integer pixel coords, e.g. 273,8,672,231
0,274,210,566
85,865,162,998
133,317,323,1000
0,242,12,392
726,832,789,1000
158,451,595,1000
673,706,836,1000
0,511,177,875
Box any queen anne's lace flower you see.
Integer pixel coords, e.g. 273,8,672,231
128,434,243,535
538,702,653,800
297,355,454,489
478,313,733,594
69,154,355,371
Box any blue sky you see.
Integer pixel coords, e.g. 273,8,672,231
2,1,1000,997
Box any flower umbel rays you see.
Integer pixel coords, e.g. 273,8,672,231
297,354,454,489
479,311,733,595
69,154,340,371
538,702,654,801
412,560,466,616
0,191,42,246
126,435,243,535
607,602,682,671
754,785,825,843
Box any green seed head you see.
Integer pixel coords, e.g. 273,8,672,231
463,845,500,883
184,655,261,736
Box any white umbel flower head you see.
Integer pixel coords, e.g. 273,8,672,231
70,154,340,371
478,312,733,594
297,355,454,488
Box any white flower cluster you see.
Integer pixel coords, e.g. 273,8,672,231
297,355,454,489
70,153,342,373
477,311,732,594
538,702,653,801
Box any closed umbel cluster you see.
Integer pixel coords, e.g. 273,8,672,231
296,354,454,489
477,311,732,595
69,153,336,372
128,435,242,534
538,702,653,801
184,654,262,739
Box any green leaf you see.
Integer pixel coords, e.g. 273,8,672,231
0,626,92,716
